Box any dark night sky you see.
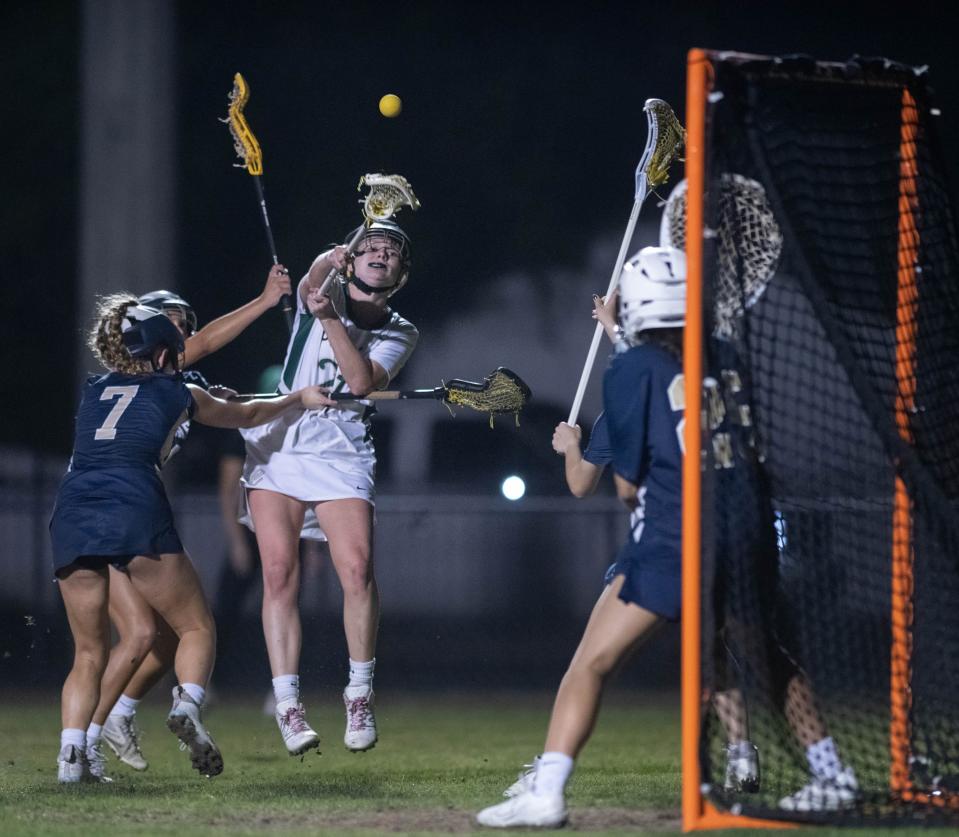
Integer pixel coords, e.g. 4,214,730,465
5,1,958,454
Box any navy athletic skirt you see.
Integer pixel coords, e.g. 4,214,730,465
604,537,681,621
49,466,183,574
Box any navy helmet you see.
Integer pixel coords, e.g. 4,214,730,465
138,289,197,336
121,305,185,361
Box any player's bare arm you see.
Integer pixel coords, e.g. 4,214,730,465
189,383,333,428
613,473,640,510
182,264,292,367
553,421,604,498
306,287,387,395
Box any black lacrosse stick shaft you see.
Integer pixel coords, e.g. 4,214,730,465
253,176,294,332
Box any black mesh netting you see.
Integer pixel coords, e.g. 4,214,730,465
691,55,959,825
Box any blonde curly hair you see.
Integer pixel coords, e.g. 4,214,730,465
87,293,154,374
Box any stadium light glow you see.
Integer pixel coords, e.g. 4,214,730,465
501,475,526,501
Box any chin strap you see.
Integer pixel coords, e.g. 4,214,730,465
349,275,399,295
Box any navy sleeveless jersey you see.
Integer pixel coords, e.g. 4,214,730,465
602,342,684,619
49,372,195,572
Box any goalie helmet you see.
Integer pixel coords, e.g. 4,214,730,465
121,305,185,360
138,289,198,336
660,174,783,339
346,219,412,264
618,246,686,336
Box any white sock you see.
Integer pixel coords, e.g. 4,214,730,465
61,728,86,752
807,736,841,781
110,694,140,718
273,674,300,708
345,658,375,699
532,751,574,797
86,723,103,746
181,682,206,706
727,740,754,758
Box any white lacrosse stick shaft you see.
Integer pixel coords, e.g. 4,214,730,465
566,98,669,426
566,198,643,425
315,225,368,298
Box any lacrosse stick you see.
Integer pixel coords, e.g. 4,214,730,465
234,367,531,427
314,173,421,298
223,72,294,331
566,99,685,426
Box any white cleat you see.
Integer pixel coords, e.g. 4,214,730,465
275,702,320,756
85,741,115,783
503,756,540,798
476,789,568,828
57,744,92,784
343,691,378,752
166,686,224,777
102,713,148,771
778,765,859,812
724,741,760,793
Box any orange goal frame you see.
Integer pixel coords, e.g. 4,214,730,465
680,49,944,829
680,48,796,832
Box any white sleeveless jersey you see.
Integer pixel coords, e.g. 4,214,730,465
239,277,418,540
276,278,418,414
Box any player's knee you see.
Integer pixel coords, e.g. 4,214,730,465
261,560,298,599
567,649,616,681
74,643,109,675
122,624,158,660
337,555,373,596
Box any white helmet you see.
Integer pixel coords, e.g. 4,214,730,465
618,246,686,336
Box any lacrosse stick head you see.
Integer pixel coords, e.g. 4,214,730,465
225,72,263,176
443,368,532,425
661,174,783,339
357,173,421,222
635,99,686,200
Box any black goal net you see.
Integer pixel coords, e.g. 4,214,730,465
679,53,959,826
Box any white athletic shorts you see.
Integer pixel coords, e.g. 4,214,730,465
238,410,376,542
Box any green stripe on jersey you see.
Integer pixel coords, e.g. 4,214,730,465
282,313,316,390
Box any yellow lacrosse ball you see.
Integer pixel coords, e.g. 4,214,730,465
379,93,402,118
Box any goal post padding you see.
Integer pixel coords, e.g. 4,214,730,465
682,50,959,829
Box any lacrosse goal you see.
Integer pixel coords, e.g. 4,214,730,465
682,50,959,829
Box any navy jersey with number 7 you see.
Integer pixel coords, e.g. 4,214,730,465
49,372,195,574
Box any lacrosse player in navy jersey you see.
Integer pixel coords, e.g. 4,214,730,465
478,247,689,828
49,294,328,784
78,269,292,779
240,220,418,758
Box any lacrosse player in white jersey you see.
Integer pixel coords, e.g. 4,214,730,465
240,220,418,756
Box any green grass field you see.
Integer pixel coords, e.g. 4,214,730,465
0,689,681,836
0,689,948,836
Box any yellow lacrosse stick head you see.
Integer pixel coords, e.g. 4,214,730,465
643,98,686,189
226,72,263,176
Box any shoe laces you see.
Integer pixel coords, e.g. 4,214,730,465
87,742,107,770
120,715,145,751
280,705,311,735
345,696,374,731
